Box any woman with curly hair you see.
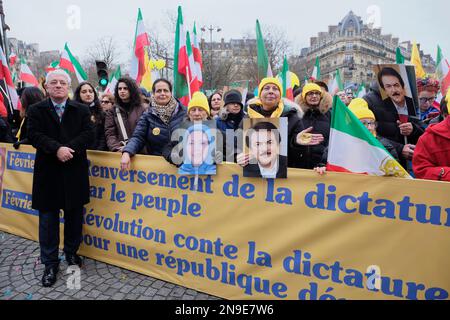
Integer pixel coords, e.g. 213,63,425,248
120,79,186,170
105,77,148,153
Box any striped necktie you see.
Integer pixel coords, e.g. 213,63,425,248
54,104,65,121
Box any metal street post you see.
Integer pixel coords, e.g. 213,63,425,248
201,25,221,91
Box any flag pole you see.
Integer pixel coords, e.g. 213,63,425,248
0,80,14,114
186,66,192,100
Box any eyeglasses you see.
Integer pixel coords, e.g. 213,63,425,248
101,100,113,105
361,120,377,128
306,91,322,97
419,97,436,103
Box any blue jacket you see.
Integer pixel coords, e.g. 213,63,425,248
123,101,187,156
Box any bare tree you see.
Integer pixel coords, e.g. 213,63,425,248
86,37,118,69
239,24,291,89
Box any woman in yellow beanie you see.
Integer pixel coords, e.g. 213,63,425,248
162,91,226,168
237,77,305,167
188,91,211,122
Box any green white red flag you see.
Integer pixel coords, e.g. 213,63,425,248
173,6,190,106
9,53,17,66
311,57,321,81
280,56,293,101
186,30,200,96
436,45,450,95
59,43,88,83
19,57,39,86
105,66,122,94
45,61,60,73
130,8,150,85
356,84,367,98
192,23,203,88
329,69,344,96
0,46,21,111
327,96,411,178
256,20,273,83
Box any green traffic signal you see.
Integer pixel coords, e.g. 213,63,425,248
99,78,108,87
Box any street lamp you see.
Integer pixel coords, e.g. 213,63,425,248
201,25,221,91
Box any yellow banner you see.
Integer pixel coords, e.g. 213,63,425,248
1,143,449,300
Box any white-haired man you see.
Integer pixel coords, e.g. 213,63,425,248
27,70,94,287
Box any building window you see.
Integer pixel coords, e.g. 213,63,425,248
346,43,353,50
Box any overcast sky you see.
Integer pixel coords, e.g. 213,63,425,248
5,0,450,66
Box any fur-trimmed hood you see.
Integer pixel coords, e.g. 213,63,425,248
295,91,333,115
246,97,304,119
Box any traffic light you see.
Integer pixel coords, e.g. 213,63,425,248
96,60,109,90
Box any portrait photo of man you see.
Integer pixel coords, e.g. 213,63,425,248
376,65,418,118
243,119,288,179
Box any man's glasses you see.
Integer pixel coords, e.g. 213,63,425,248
419,97,436,104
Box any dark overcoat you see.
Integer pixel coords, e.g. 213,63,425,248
27,98,94,211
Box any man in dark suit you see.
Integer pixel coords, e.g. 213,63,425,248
27,70,94,287
244,121,287,179
370,67,424,167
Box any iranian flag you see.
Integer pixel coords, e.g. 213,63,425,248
130,8,150,85
192,23,203,88
173,6,190,105
311,57,321,81
19,58,39,86
60,43,88,83
280,56,293,101
256,20,273,83
0,89,8,117
9,53,17,66
329,69,344,96
436,45,450,95
45,60,60,73
356,84,367,98
0,46,21,111
396,47,405,64
327,96,411,178
186,31,200,95
105,66,121,94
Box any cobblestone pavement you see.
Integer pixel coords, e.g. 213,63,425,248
0,232,220,301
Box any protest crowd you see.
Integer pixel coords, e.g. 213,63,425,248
0,6,448,289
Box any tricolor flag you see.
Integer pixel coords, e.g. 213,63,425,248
0,46,21,112
192,23,203,88
173,6,190,105
280,56,293,101
396,47,405,64
328,69,344,96
45,60,60,73
0,88,8,117
9,53,17,66
311,57,321,81
356,84,367,98
411,42,426,79
186,31,200,96
19,57,39,87
130,8,150,85
436,45,450,95
327,96,411,178
105,66,121,94
256,20,273,83
59,43,88,83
